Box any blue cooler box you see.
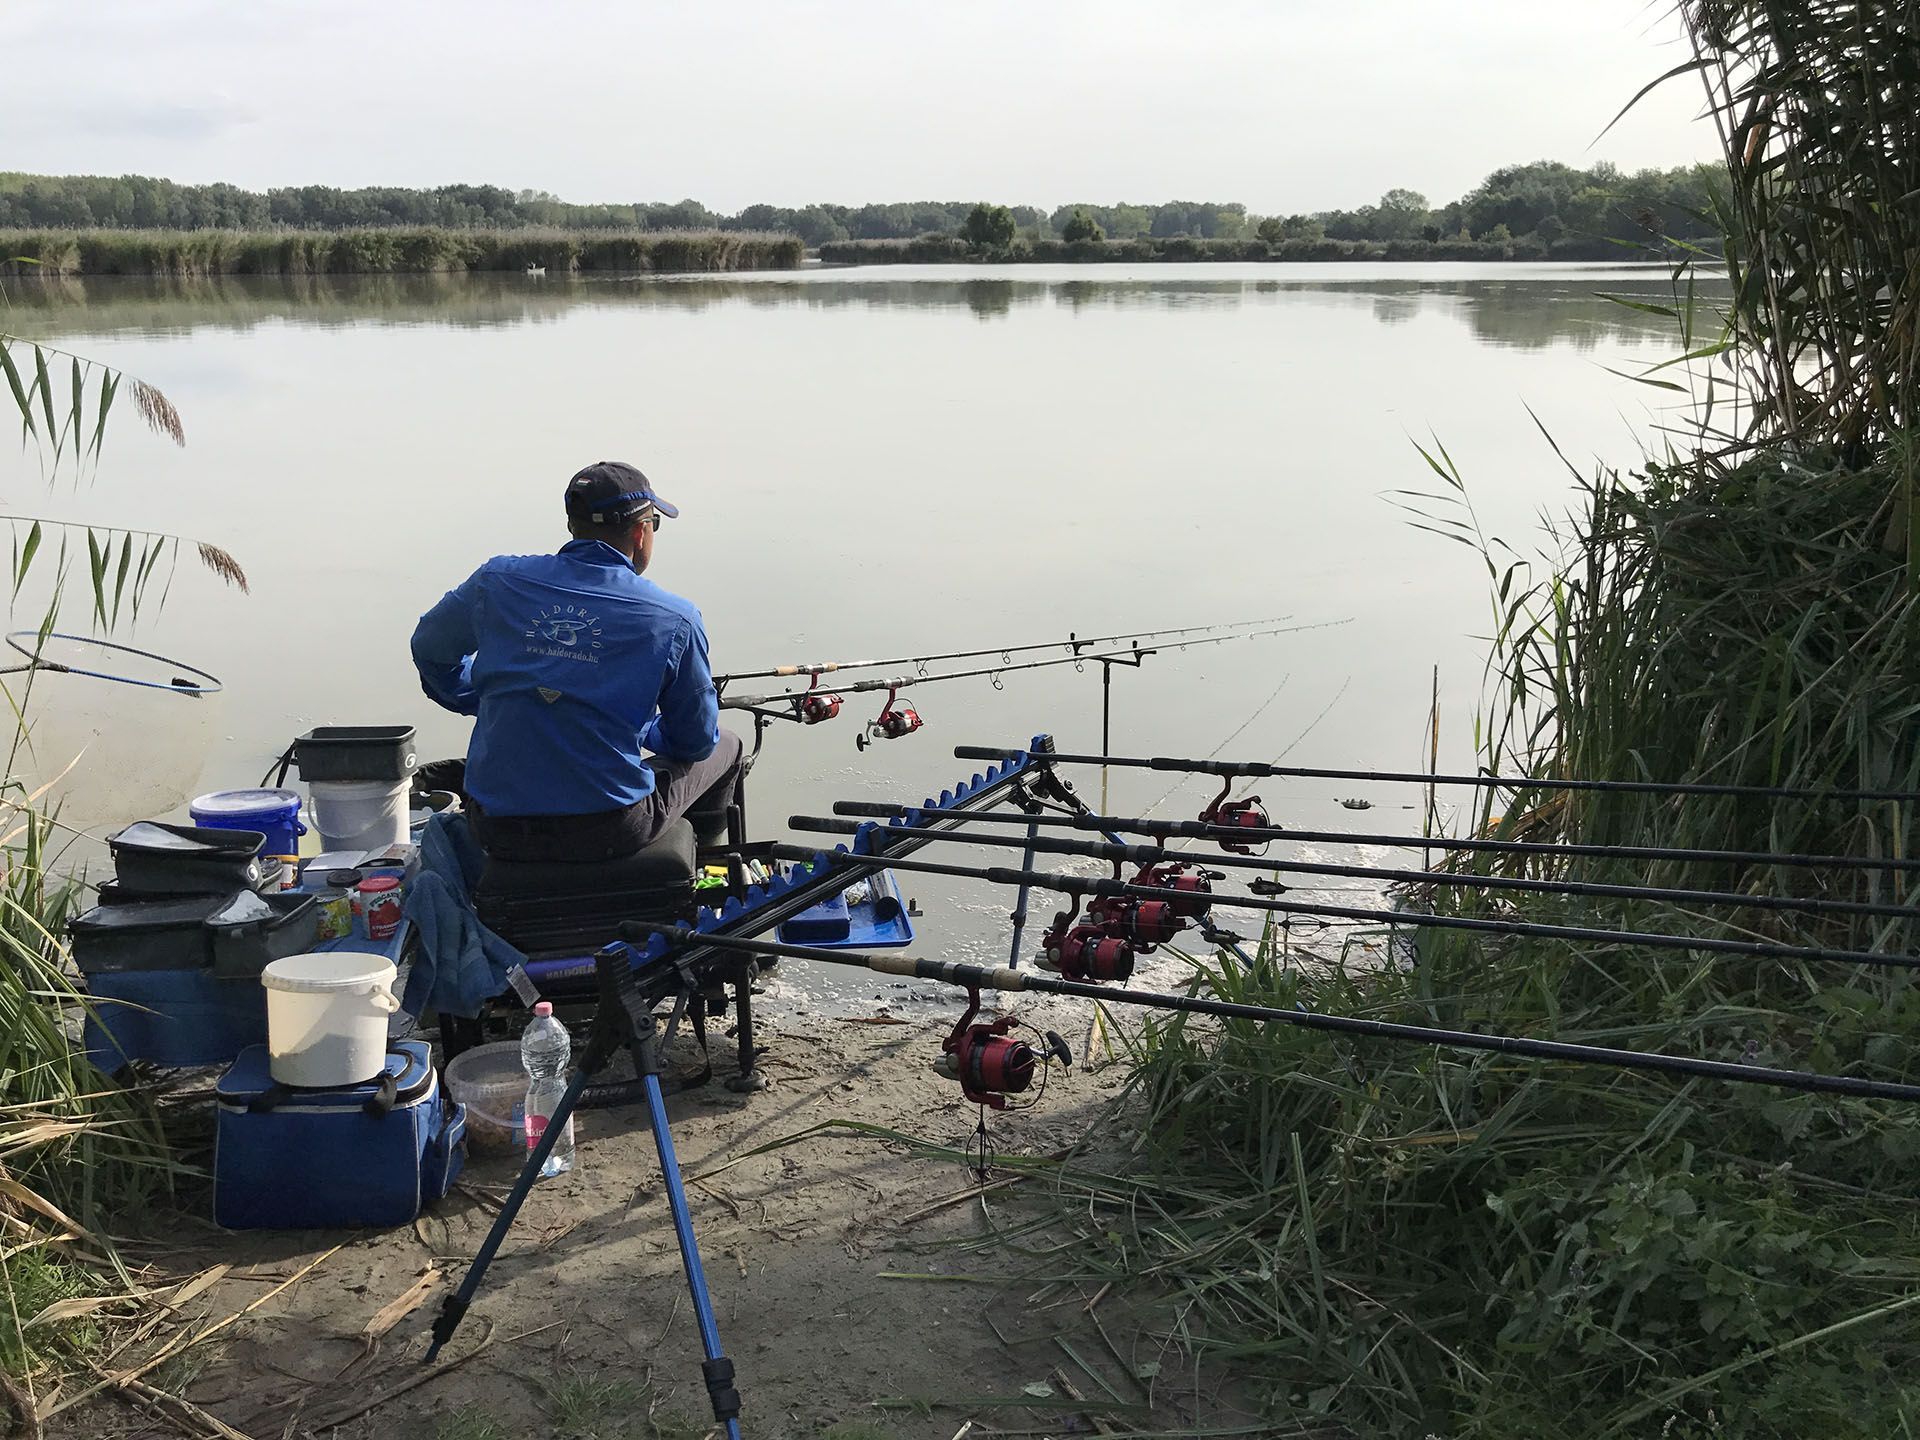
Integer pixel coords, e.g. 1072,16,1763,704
213,1041,465,1229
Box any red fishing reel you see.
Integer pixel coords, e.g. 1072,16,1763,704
1037,917,1135,981
1133,861,1219,919
1198,779,1271,855
935,987,1070,1109
1089,895,1183,951
855,686,923,750
794,673,841,725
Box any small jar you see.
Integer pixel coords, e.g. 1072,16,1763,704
355,874,403,942
311,869,359,941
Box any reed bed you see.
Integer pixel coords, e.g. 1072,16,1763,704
0,808,175,1391
0,227,803,278
1024,452,1920,1436
816,234,1631,265
1024,3,1920,1433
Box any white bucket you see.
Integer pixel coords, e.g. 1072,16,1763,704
310,778,409,853
261,952,401,1087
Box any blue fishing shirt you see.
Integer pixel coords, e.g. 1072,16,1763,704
409,539,719,817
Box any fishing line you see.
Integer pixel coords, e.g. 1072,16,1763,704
1235,675,1353,806
1138,672,1290,820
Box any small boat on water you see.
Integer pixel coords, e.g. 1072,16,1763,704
525,263,547,278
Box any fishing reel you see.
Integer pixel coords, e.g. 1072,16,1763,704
1133,861,1220,919
1198,779,1271,855
855,686,923,750
934,987,1070,1109
793,673,841,725
1037,916,1135,981
1088,895,1183,952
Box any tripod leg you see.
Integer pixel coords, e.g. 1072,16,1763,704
641,1067,744,1439
427,1064,591,1362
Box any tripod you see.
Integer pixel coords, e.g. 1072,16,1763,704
428,942,744,1439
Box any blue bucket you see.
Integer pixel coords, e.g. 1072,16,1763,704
189,788,307,859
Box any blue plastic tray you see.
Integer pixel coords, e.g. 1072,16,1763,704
778,868,914,950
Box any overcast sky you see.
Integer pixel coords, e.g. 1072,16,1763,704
5,0,1713,214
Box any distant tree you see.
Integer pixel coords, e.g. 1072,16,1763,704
962,203,1016,249
1063,208,1104,243
1373,188,1430,241
1256,216,1284,243
1420,224,1442,243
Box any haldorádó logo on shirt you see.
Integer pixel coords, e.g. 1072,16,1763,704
525,606,604,663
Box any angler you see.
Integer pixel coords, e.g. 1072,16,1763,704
410,461,746,863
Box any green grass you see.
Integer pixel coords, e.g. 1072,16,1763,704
539,1372,656,1440
0,227,804,278
0,1251,111,1381
433,1404,511,1440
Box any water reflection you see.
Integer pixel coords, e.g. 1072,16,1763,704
7,264,1722,351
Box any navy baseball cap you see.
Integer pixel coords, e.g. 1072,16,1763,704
564,461,680,524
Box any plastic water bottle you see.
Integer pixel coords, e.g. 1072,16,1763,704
520,1002,574,1177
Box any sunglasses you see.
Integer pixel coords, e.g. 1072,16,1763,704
638,511,663,533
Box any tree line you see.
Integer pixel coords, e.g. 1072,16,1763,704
0,161,1722,249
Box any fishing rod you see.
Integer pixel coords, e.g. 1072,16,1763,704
834,799,1920,877
955,744,1920,806
765,843,1920,972
790,816,1920,923
721,620,1341,713
714,615,1291,687
637,927,1920,1105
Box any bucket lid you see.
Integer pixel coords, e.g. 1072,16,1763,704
261,952,396,993
191,788,302,817
356,874,400,894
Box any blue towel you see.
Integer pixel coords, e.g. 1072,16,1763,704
401,812,526,1019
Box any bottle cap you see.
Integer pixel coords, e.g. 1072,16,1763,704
533,1001,554,1017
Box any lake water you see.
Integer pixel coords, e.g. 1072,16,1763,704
6,262,1712,986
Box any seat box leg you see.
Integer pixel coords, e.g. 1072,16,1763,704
724,974,768,1092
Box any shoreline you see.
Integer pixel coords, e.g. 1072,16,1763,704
0,226,804,279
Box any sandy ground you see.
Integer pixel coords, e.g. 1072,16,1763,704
52,985,1280,1440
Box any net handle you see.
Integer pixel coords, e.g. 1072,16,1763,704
3,630,223,695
